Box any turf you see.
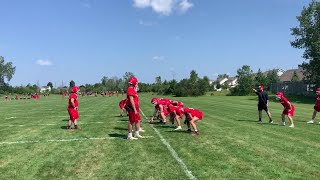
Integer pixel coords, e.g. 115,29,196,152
0,94,320,179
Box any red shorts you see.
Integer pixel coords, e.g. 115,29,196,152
68,108,79,121
161,108,169,116
283,106,295,117
119,103,126,110
194,111,204,120
128,111,141,123
314,106,320,112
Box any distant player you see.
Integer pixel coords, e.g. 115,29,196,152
307,88,320,124
252,86,273,123
126,77,143,140
184,107,204,136
5,95,9,102
276,92,295,128
119,99,127,117
67,86,80,130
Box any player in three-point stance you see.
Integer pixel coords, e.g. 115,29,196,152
183,107,204,136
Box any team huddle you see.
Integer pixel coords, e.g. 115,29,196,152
66,78,320,139
253,86,320,128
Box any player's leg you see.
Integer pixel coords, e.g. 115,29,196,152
190,117,200,136
174,115,182,130
288,115,294,128
135,121,144,138
308,110,318,124
74,119,78,129
265,108,273,123
258,110,262,123
281,113,286,126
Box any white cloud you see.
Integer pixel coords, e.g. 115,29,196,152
36,60,53,66
152,56,165,62
133,0,193,16
139,20,157,26
178,0,194,13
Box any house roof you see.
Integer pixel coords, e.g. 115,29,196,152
279,68,305,82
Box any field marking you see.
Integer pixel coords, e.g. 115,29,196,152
0,136,154,146
0,122,107,127
5,117,17,120
140,109,197,180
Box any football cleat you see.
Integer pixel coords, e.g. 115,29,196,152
127,136,138,140
307,120,315,124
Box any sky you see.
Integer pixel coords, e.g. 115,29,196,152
0,0,312,87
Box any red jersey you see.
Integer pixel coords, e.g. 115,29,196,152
171,101,184,107
316,95,320,107
119,99,127,109
184,108,203,120
68,93,79,109
168,105,184,116
126,87,139,108
279,97,292,110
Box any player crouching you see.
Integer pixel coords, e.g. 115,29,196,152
183,107,204,136
119,99,128,117
150,98,170,125
276,92,295,128
67,86,80,130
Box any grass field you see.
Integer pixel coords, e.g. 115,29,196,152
1,94,320,179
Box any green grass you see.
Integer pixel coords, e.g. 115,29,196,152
1,94,320,179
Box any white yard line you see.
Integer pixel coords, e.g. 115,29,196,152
140,109,197,180
0,122,106,127
0,136,154,145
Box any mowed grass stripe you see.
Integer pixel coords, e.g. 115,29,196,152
1,94,320,179
0,95,192,179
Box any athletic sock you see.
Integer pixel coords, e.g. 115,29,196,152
74,125,78,129
128,133,132,138
259,118,262,121
67,126,71,129
135,131,140,136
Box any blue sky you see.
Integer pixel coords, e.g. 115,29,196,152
0,0,311,87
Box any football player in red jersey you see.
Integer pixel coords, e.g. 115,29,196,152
307,88,320,124
184,107,204,136
126,77,143,140
276,92,295,128
168,105,185,130
67,86,80,130
119,99,127,117
150,98,170,124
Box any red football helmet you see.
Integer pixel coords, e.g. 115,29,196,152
316,88,320,95
259,85,264,91
128,77,138,86
71,86,80,93
151,98,159,104
276,92,283,100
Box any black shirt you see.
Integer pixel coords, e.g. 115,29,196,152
256,91,268,105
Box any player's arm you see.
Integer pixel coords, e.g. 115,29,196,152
129,96,138,114
70,98,77,110
288,102,292,110
252,88,257,93
151,108,158,121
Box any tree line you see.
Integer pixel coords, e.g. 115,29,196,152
1,1,319,97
